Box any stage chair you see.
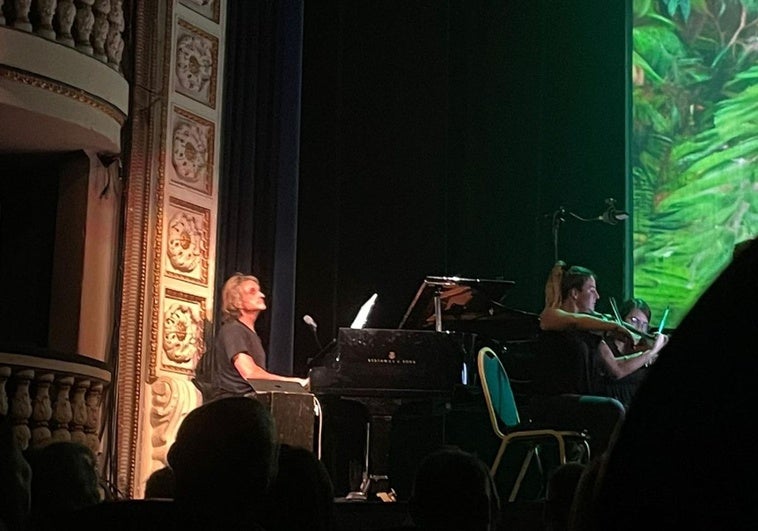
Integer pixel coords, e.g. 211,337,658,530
477,346,590,502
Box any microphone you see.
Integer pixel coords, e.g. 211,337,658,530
598,198,629,225
303,314,322,350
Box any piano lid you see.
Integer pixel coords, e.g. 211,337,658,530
398,275,517,330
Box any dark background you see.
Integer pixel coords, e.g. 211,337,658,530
293,1,630,374
0,1,630,377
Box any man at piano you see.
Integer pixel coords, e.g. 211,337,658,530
202,273,309,400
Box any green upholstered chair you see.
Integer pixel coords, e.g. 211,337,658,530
477,346,591,501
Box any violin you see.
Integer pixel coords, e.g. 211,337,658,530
589,309,659,353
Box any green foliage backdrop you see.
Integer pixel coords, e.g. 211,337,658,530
632,0,758,327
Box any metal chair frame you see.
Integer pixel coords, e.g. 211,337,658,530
477,346,591,501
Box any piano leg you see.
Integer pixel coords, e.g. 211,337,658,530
345,422,371,501
345,419,393,501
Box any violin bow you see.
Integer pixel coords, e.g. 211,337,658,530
657,305,670,332
608,297,624,325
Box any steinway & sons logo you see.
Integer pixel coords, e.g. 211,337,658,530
367,351,416,364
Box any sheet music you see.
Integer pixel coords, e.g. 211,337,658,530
350,293,377,329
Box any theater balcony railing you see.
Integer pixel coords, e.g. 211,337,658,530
0,0,129,154
0,348,112,458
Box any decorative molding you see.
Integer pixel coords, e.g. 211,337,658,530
169,105,215,196
0,65,126,125
165,196,210,286
178,0,220,23
116,0,224,499
173,18,218,109
152,289,206,379
149,107,169,393
116,0,169,499
149,376,188,466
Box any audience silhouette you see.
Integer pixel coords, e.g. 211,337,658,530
260,443,336,531
0,414,31,531
167,396,278,530
26,440,101,530
582,238,758,529
144,465,175,500
409,446,500,531
543,461,586,531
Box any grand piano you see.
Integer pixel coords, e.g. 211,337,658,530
308,276,540,499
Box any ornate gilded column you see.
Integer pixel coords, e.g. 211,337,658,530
116,0,226,498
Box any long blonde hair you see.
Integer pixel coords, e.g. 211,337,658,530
544,262,597,310
544,260,566,309
221,273,259,322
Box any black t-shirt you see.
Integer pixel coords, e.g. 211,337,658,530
213,319,267,397
599,339,650,408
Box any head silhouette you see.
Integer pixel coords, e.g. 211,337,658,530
261,443,336,531
594,238,758,529
167,397,278,525
410,446,500,531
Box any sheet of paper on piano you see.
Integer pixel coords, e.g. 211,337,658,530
349,293,378,329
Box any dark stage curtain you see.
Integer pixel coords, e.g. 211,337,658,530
217,0,303,374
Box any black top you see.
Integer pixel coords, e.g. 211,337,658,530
532,329,603,396
600,340,650,408
213,319,266,397
533,329,649,408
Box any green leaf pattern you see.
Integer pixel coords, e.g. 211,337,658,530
633,0,758,327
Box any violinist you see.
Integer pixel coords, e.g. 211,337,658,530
529,262,635,457
611,297,669,360
543,263,666,396
600,297,669,407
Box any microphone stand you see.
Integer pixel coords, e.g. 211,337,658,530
306,338,337,369
308,326,323,351
552,207,566,262
550,199,628,260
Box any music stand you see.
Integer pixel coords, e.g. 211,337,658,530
398,276,516,332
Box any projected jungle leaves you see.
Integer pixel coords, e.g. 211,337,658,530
632,0,758,327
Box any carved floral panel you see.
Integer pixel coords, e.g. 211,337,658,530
173,18,218,109
164,196,209,286
158,289,206,377
169,105,214,196
178,0,220,23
